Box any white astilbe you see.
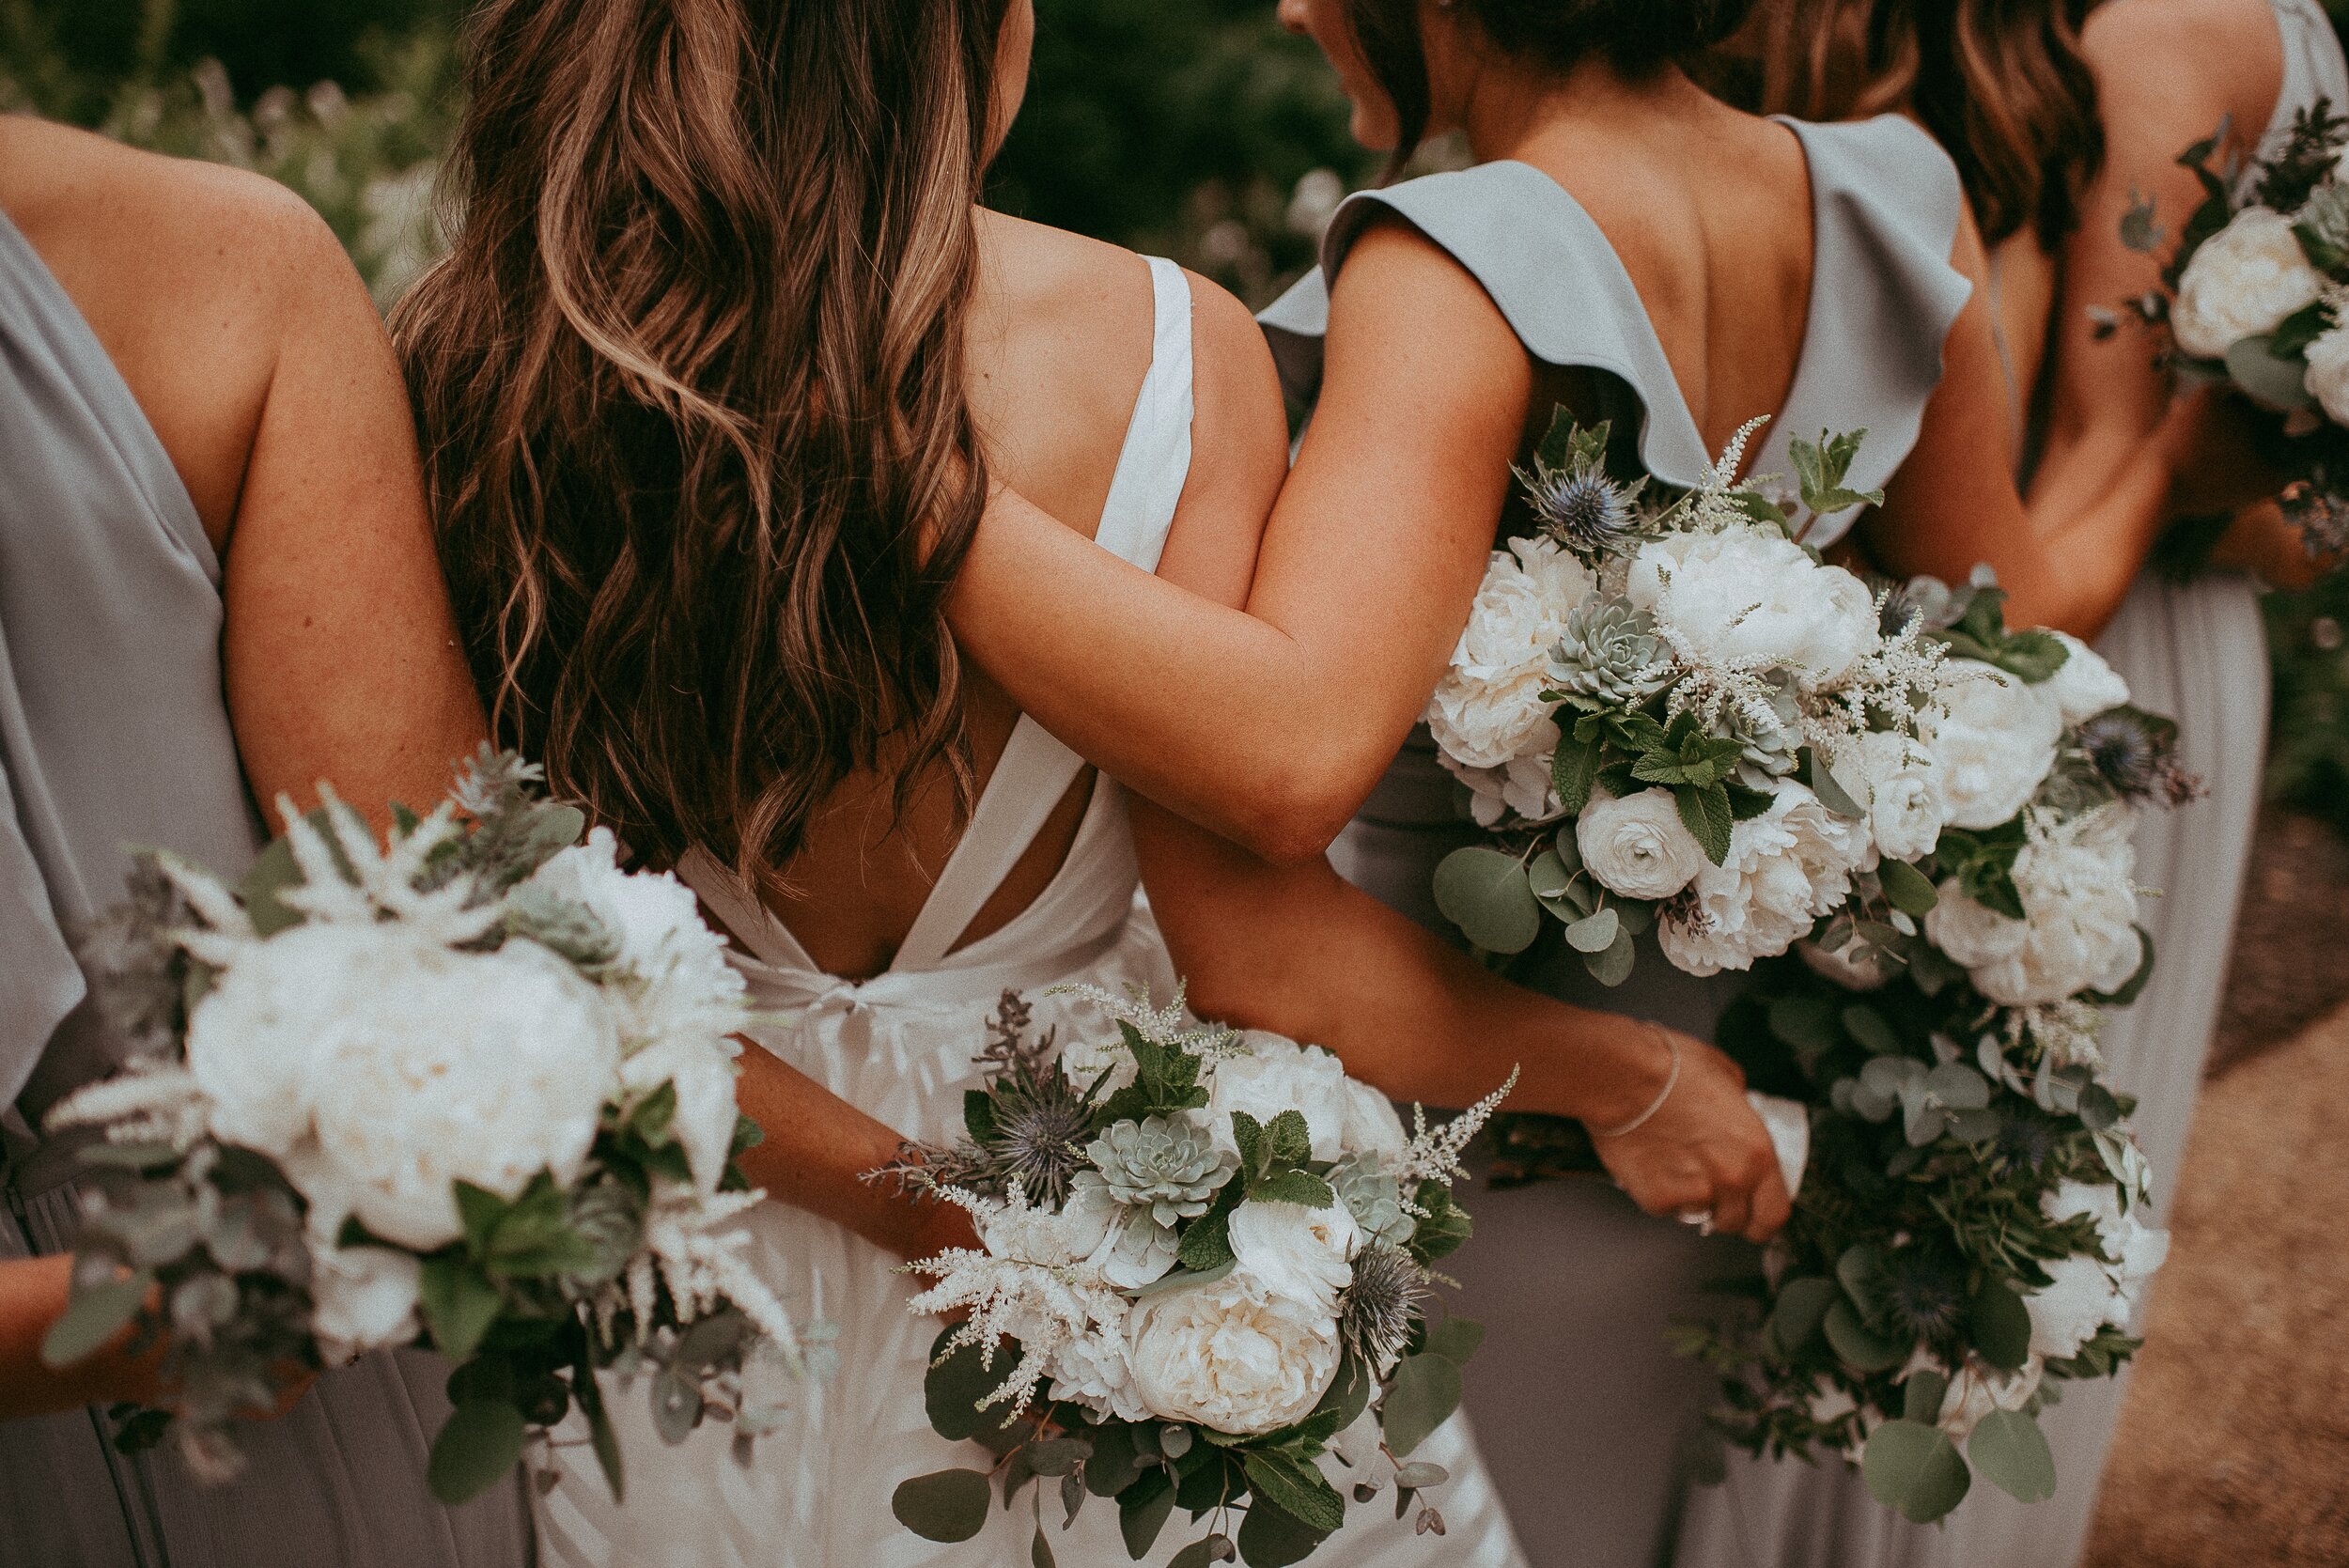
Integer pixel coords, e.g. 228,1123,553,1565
1046,981,1247,1063
1686,415,1775,527
1400,1068,1518,1186
631,1183,802,1367
1809,601,1956,753
273,790,499,944
905,1188,1128,1418
45,1058,211,1152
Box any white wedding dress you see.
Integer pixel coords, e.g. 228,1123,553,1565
535,256,1526,1568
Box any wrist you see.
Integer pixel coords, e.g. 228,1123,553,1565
1528,1010,1678,1132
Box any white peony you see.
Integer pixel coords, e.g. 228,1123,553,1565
1127,1273,1343,1435
1206,1036,1357,1165
1578,787,1707,900
1626,531,1880,689
1048,1321,1151,1424
2304,322,2349,425
1335,1078,1409,1161
2170,206,2326,360
1659,781,1867,976
190,927,621,1250
2040,632,2133,729
2027,1179,2170,1360
524,829,749,1053
1921,661,2062,831
1424,537,1595,772
1227,1199,1362,1312
1831,730,1952,867
1927,811,2141,1006
308,1245,422,1361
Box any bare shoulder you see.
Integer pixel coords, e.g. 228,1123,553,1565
2083,0,2285,135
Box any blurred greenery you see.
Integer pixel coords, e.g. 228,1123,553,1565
3,0,2345,828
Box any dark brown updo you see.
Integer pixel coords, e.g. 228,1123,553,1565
1346,0,1762,171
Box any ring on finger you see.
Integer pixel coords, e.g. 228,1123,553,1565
1676,1207,1715,1236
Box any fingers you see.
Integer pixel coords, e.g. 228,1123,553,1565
1708,1182,1752,1242
1745,1166,1794,1244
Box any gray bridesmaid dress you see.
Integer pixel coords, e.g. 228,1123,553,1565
1258,118,1973,1568
0,208,533,1566
1933,7,2349,1565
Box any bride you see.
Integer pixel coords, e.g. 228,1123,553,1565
393,0,1786,1561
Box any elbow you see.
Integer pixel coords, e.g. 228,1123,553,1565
1227,760,1374,866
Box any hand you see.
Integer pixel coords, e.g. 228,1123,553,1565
2156,387,2287,518
1591,1032,1793,1244
2209,496,2338,591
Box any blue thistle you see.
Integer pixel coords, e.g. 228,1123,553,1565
2077,707,2201,807
1520,457,1644,557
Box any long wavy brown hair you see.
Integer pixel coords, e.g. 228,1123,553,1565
393,0,1014,890
1737,0,2105,248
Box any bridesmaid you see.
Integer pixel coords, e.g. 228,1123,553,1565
938,3,2194,1565
1699,4,2347,1564
0,115,523,1565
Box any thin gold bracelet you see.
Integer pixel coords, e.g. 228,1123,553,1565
1594,1023,1682,1139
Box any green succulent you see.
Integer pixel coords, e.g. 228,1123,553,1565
1330,1157,1417,1250
1727,673,1805,785
2297,180,2349,262
1085,1114,1235,1227
1548,600,1674,705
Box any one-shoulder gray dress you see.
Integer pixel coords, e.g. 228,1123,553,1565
1934,7,2349,1566
1259,117,1974,1568
0,207,533,1566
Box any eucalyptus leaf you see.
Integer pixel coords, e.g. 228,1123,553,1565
649,1367,703,1445
1236,1499,1327,1568
418,1255,504,1363
40,1275,150,1369
1032,1524,1057,1568
1824,1300,1910,1374
1841,1005,1902,1057
1806,749,1867,820
1924,1063,1992,1111
1420,1317,1486,1366
1432,847,1543,955
1565,907,1621,954
427,1399,528,1507
1119,1471,1177,1558
2225,333,2317,411
1861,1419,1971,1524
1170,1535,1237,1568
1768,1277,1839,1355
1969,1280,2034,1373
892,1468,993,1544
1392,1462,1450,1488
1902,1368,1950,1425
1968,1409,2058,1503
1581,926,1638,987
1025,1438,1092,1478
1380,1352,1463,1458
1526,849,1573,902
1878,860,1940,916
926,1330,1023,1442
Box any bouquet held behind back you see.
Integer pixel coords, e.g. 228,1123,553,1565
41,749,801,1505
1420,411,2193,1522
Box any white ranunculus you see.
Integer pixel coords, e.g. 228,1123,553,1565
1048,1322,1150,1424
1424,537,1595,773
1929,812,2140,1006
1227,1199,1362,1312
1128,1273,1343,1436
1626,531,1880,689
309,1245,422,1361
2041,633,2133,729
1335,1078,1409,1161
2170,206,2326,360
190,927,622,1251
2304,323,2349,425
1921,661,2062,831
1833,730,1952,867
1578,787,1706,900
1659,781,1867,976
1206,1036,1356,1165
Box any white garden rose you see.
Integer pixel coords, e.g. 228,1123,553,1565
1227,1198,1362,1312
1206,1036,1355,1164
1930,1353,2043,1441
2304,322,2349,425
1577,787,1706,900
2040,632,2133,729
1335,1078,1409,1160
1659,781,1866,976
1929,811,2140,1006
1921,661,2062,830
308,1245,423,1361
1424,537,1595,771
189,926,622,1251
298,937,621,1250
1626,531,1880,689
1128,1273,1343,1435
2170,206,2326,360
1831,730,1952,867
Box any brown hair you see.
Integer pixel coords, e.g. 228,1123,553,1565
393,0,1014,888
1741,0,2106,248
1344,0,1760,176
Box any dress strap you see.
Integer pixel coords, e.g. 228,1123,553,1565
891,256,1193,971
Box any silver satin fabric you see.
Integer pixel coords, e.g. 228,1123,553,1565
0,206,532,1567
1258,117,1972,1568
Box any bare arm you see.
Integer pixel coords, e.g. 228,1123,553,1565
948,224,1529,862
222,205,488,831
0,1256,163,1421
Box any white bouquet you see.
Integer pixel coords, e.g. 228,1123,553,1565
2117,101,2349,565
1688,584,2196,1525
41,750,800,1503
877,991,1509,1567
1425,411,1952,986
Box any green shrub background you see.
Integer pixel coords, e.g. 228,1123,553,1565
3,0,2343,831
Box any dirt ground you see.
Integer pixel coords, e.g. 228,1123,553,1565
2082,805,2349,1566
